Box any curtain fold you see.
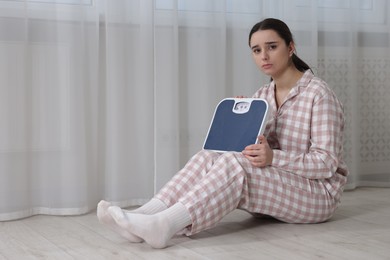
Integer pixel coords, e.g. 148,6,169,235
0,0,389,221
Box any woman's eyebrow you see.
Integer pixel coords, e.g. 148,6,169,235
251,41,279,49
265,41,278,45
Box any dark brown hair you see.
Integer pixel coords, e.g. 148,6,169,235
249,18,311,73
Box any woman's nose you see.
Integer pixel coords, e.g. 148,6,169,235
261,51,268,60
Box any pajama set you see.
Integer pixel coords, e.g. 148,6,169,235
155,70,349,236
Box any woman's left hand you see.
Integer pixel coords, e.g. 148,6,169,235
242,135,273,168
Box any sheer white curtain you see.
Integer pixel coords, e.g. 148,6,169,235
0,0,156,221
0,0,389,221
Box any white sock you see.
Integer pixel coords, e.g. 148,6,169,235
97,200,142,243
126,198,167,215
97,199,167,243
108,203,192,249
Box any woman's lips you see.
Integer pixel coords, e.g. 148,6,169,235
262,64,272,69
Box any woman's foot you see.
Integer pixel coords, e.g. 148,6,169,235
108,203,191,249
97,200,143,243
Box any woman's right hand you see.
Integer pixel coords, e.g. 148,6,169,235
242,135,273,168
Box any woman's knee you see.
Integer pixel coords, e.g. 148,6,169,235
193,149,221,160
218,151,239,159
217,152,250,167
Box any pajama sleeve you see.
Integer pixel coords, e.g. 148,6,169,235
271,91,345,180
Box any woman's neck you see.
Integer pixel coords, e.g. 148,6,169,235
272,66,305,109
273,66,304,91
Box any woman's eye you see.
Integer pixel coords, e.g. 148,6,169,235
253,48,261,54
268,45,277,50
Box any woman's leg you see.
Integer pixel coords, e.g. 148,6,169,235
163,151,338,235
176,152,250,234
98,150,221,243
228,154,339,225
109,151,249,248
154,149,222,207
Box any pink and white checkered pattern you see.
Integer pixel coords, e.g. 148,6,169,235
254,71,348,183
155,70,348,235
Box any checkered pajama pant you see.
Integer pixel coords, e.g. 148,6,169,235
154,150,341,235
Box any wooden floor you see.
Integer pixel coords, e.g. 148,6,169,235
1,187,389,259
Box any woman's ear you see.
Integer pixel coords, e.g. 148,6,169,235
288,42,295,57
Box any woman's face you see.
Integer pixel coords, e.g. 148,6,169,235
249,29,294,78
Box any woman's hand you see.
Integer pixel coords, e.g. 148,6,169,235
242,135,273,168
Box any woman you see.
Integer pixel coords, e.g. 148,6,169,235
97,18,348,249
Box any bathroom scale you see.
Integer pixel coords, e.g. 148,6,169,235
203,98,270,153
